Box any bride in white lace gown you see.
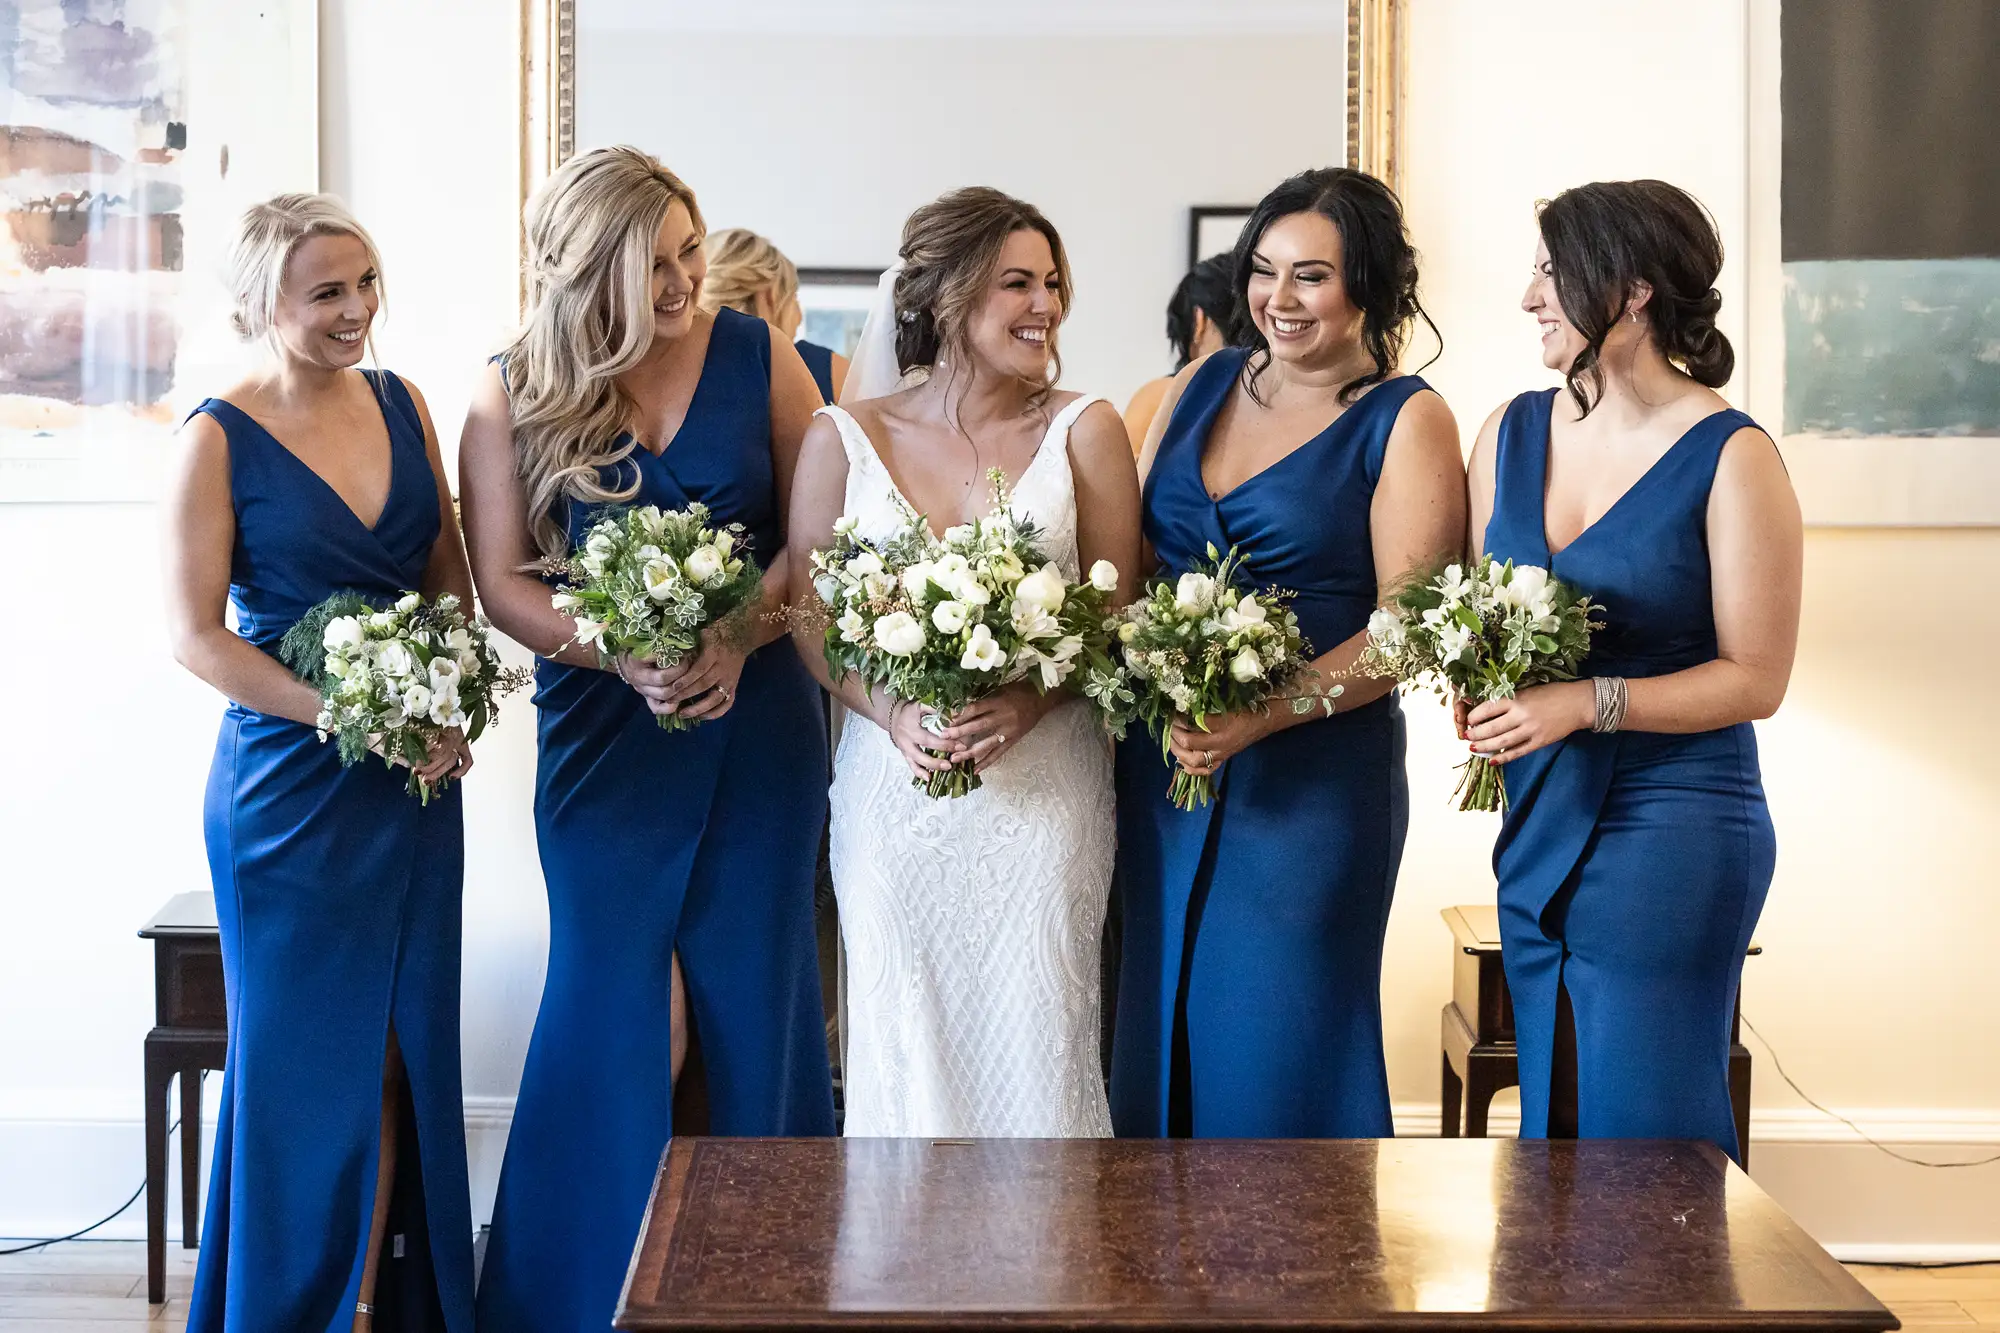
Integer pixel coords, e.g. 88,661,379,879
788,188,1140,1137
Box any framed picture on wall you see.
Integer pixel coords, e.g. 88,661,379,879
1188,207,1253,271
796,267,881,361
0,0,319,502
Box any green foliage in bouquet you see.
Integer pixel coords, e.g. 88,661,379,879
547,502,765,731
279,590,526,803
1111,542,1338,811
810,471,1126,799
1360,558,1601,812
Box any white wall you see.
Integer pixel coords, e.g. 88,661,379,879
3,0,1995,1261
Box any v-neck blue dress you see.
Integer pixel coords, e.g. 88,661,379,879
477,308,833,1333
1110,349,1422,1138
1482,388,1775,1162
187,371,475,1333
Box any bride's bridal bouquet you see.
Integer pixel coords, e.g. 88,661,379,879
1360,559,1600,812
1110,543,1337,811
280,591,528,803
810,473,1125,798
548,502,763,730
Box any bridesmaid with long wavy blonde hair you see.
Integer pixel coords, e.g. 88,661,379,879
459,145,834,1332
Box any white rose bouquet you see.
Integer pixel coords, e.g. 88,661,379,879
809,472,1125,798
1109,542,1338,811
279,591,528,804
547,502,763,731
1360,558,1600,812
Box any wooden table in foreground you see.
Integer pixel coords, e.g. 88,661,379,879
616,1137,1894,1332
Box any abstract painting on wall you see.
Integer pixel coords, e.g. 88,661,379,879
1781,0,2000,441
0,0,316,501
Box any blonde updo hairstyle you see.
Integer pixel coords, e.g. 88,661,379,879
506,145,707,560
225,192,385,356
893,186,1071,401
700,228,798,319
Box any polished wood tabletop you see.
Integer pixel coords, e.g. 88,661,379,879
615,1137,1893,1331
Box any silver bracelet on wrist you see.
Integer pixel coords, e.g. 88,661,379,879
1591,674,1628,734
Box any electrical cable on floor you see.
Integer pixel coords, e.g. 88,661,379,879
1741,1014,2000,1170
0,1117,179,1257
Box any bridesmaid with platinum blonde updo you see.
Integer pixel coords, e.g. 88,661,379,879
165,194,477,1333
460,146,833,1333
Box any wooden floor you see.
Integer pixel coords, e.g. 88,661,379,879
0,1242,1993,1331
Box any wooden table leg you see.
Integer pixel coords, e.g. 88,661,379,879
1440,1052,1463,1138
144,1039,171,1305
1730,1045,1753,1170
1465,1062,1499,1138
179,1067,203,1247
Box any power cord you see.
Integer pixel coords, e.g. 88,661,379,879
0,1116,181,1257
1741,1014,2000,1170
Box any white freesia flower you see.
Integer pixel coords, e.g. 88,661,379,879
874,611,926,657
1009,597,1060,642
1368,607,1406,651
1014,565,1067,614
862,571,897,601
1219,594,1269,634
641,556,680,602
932,600,970,634
1229,646,1265,683
573,615,610,650
1436,622,1474,663
323,616,365,651
837,608,867,644
684,544,725,586
959,623,1006,672
1089,560,1119,592
1437,563,1474,602
1175,572,1216,613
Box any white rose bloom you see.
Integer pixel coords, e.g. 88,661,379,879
942,523,978,548
848,552,885,579
399,682,434,721
1436,622,1474,663
837,608,868,644
832,515,859,537
1174,572,1216,614
714,530,735,557
862,571,898,601
641,556,680,602
959,623,1006,672
395,593,422,614
1229,646,1266,683
325,655,350,679
456,650,481,677
323,616,365,651
954,577,993,608
376,641,415,681
1089,560,1119,592
932,600,970,634
684,544,725,586
901,562,937,599
1505,564,1550,606
873,611,926,657
1014,565,1068,614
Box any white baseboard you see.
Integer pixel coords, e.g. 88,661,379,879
6,1095,1997,1260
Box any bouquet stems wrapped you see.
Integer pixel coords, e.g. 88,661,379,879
810,471,1126,798
1108,543,1338,811
1360,558,1602,812
279,591,528,804
548,502,763,730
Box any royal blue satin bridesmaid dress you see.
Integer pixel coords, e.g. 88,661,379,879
1482,388,1775,1162
188,370,475,1332
1111,350,1424,1138
476,307,833,1333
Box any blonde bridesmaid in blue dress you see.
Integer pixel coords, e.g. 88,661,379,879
1464,180,1802,1162
164,195,477,1332
459,147,833,1333
1111,168,1466,1138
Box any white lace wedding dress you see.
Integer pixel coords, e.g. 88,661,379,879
821,395,1115,1139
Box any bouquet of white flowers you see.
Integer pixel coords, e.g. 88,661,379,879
1109,543,1338,811
548,502,764,731
279,591,528,803
809,473,1126,798
1360,558,1600,812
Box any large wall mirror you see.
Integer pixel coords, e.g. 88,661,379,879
522,0,1405,406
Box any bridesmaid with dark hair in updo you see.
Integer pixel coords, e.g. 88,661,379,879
1465,179,1802,1163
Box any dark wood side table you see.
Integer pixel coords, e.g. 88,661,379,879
615,1137,1894,1331
1440,904,1757,1164
138,892,228,1306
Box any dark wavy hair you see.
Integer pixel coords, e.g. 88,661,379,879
891,186,1071,399
1537,179,1733,417
1166,253,1238,371
1233,167,1436,406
